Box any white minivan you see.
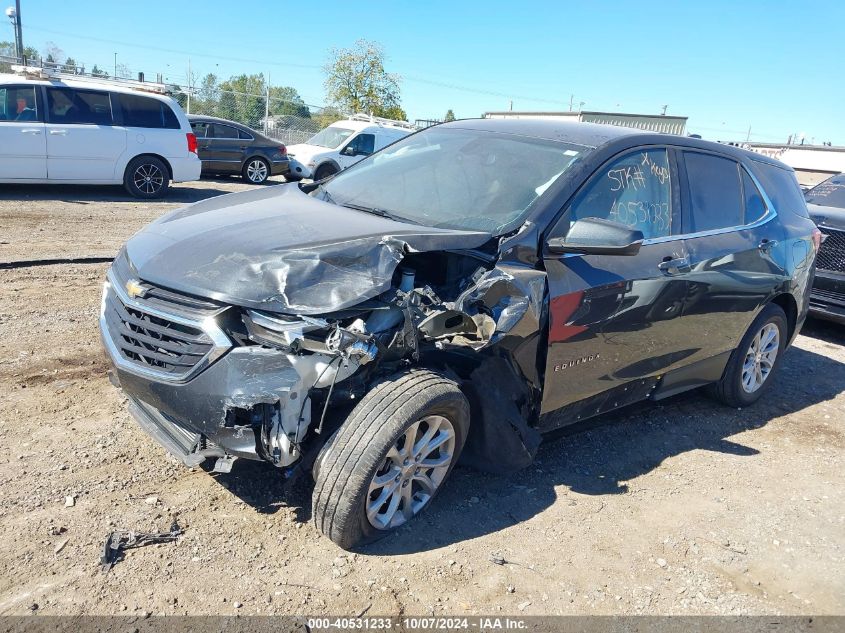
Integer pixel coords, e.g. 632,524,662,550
287,115,414,181
0,70,201,198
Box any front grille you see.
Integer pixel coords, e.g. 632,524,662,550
817,227,845,273
101,268,230,381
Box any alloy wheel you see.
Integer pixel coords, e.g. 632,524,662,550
741,322,780,393
366,415,456,530
133,163,165,195
246,159,268,183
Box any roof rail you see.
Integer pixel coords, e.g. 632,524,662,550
348,112,417,130
10,64,171,95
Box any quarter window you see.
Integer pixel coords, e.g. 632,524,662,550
568,149,674,239
118,94,179,129
0,86,39,122
742,169,767,224
46,87,112,125
683,152,743,232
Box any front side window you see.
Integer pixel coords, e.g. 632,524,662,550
191,121,210,138
346,133,375,155
119,94,179,129
210,123,238,139
46,88,112,125
568,149,674,239
307,126,354,149
0,86,39,122
683,152,743,232
323,127,583,234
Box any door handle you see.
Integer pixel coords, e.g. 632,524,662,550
758,238,777,253
658,256,690,274
21,128,42,135
49,129,68,136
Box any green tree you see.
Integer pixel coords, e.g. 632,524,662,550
444,109,456,122
219,73,267,128
269,85,310,118
323,39,402,118
313,106,345,130
62,57,77,74
91,64,109,78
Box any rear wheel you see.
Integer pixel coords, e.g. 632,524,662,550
242,157,270,184
312,370,469,549
707,303,787,407
313,162,338,181
124,156,169,198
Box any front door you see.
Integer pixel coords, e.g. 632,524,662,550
44,87,126,181
0,85,47,178
541,147,695,429
338,132,375,169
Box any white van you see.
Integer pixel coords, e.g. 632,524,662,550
287,114,414,181
0,68,201,198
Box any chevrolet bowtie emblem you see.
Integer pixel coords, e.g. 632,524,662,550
125,279,147,299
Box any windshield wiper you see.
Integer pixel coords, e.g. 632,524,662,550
341,202,401,221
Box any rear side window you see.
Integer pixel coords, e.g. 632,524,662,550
210,123,238,139
238,128,254,140
0,86,39,122
683,152,743,232
119,94,180,129
569,148,674,239
754,162,810,217
46,87,112,125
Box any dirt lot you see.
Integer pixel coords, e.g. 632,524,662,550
0,180,843,616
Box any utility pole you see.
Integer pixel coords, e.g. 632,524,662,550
14,0,22,60
661,104,668,116
746,124,752,142
264,71,271,135
569,94,574,112
113,52,117,78
186,58,191,114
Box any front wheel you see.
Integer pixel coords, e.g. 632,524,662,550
242,157,270,184
312,370,470,550
707,303,787,407
124,156,169,198
313,162,338,181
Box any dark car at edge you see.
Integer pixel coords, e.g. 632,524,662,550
804,173,845,324
99,119,819,549
188,115,289,184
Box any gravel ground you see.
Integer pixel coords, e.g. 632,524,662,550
0,180,843,616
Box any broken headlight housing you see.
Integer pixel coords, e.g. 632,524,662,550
242,310,330,352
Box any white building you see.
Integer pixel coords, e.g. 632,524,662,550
742,143,845,186
483,110,688,135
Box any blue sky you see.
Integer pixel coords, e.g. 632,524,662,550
9,0,844,144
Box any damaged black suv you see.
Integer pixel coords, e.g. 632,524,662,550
100,119,817,549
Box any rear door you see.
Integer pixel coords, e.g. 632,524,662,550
204,123,246,173
44,86,126,180
190,120,211,170
541,146,695,428
0,84,47,178
677,150,788,355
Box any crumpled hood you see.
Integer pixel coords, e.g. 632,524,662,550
125,184,492,315
286,143,322,164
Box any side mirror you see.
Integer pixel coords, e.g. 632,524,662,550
547,217,644,256
341,145,357,157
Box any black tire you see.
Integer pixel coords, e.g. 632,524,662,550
242,156,270,184
313,162,338,181
312,370,470,550
123,156,170,199
707,303,788,408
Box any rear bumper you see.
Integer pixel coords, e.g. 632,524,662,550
169,155,202,182
270,158,291,176
809,270,845,324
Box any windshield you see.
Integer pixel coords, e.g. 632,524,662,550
323,127,584,233
805,173,845,209
306,126,355,149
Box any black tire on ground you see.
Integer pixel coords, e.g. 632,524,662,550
313,162,338,181
242,157,270,184
707,303,788,408
312,370,470,550
123,156,170,199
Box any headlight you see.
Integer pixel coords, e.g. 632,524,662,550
242,310,329,351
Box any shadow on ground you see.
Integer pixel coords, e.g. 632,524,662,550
0,182,232,203
205,343,844,554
